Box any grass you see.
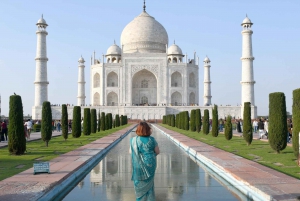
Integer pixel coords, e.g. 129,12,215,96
0,124,131,181
160,124,300,180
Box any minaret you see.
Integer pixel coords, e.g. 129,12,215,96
34,15,49,106
203,56,212,106
77,56,86,106
241,15,255,108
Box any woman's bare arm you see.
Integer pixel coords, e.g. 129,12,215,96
154,146,160,155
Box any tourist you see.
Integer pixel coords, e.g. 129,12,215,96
219,118,224,132
258,119,265,139
130,122,160,200
56,120,61,132
240,119,243,132
68,120,72,132
24,119,33,139
287,119,292,143
252,119,258,133
264,119,269,139
1,120,8,141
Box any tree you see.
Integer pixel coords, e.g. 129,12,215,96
97,110,101,132
124,115,128,124
211,105,219,137
269,92,287,153
8,95,26,155
108,113,113,129
225,115,233,140
91,109,97,133
72,106,81,138
243,102,253,145
176,114,179,128
105,113,109,130
203,109,209,135
120,115,124,126
195,109,202,133
292,88,300,157
190,110,196,132
41,101,52,147
115,114,120,127
61,104,68,141
183,111,189,131
83,108,91,135
162,115,166,124
101,112,106,131
171,114,175,127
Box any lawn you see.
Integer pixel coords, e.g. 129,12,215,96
0,124,131,181
160,124,300,180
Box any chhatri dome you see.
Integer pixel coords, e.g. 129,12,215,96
167,42,183,55
120,5,168,53
242,15,253,25
106,41,122,55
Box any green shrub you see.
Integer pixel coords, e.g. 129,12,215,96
72,106,81,138
183,111,189,131
115,114,120,127
97,110,101,132
124,115,128,124
8,95,26,155
109,113,113,129
211,105,219,137
101,112,106,131
203,109,209,135
83,108,91,135
162,115,166,124
91,109,97,133
292,88,300,157
105,114,109,130
190,110,196,132
195,109,201,133
120,115,124,126
175,114,179,128
41,101,52,147
171,114,175,127
243,102,253,145
269,92,287,153
61,104,68,140
225,115,232,140
180,112,184,129
33,124,41,132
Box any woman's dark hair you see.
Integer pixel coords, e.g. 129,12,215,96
136,122,151,136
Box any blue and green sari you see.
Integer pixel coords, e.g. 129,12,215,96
131,136,158,201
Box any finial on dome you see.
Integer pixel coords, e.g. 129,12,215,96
114,40,116,44
174,40,175,44
42,14,43,19
246,14,248,17
143,0,146,12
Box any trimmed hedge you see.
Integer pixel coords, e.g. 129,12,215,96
83,108,91,135
8,95,26,155
269,92,287,153
243,102,253,145
190,110,196,132
183,111,189,131
225,115,233,140
171,114,175,127
203,109,209,135
61,104,68,140
176,114,179,128
292,88,300,157
72,106,81,138
101,112,106,131
195,109,201,133
105,114,109,130
41,101,52,147
91,109,97,133
97,110,101,132
211,105,219,137
115,114,120,127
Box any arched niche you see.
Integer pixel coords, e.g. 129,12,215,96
171,92,182,106
94,73,100,88
171,72,182,87
93,92,100,106
107,92,118,106
189,73,196,87
107,72,118,87
189,92,195,105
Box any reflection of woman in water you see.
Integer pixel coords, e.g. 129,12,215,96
130,122,160,201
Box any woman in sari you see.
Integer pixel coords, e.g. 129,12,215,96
130,122,160,201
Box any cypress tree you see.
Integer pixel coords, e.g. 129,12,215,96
61,104,68,141
113,119,115,128
203,109,209,135
184,111,189,131
109,113,113,128
101,112,106,131
105,114,109,130
91,109,97,133
171,114,175,127
176,114,179,128
180,112,184,129
162,115,166,124
243,102,253,145
292,88,300,157
72,106,81,138
125,115,128,124
190,110,196,132
211,105,219,137
225,115,233,140
115,114,120,127
120,115,124,126
41,101,52,147
97,110,101,132
195,109,201,133
83,108,91,135
269,92,287,153
8,95,26,155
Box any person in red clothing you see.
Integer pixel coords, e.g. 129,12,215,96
1,120,8,141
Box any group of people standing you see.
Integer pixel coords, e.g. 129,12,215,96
0,120,8,142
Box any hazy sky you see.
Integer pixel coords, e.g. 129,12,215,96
0,0,299,116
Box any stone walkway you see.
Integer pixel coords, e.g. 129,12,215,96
155,125,300,201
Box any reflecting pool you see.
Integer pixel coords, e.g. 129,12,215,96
63,128,247,201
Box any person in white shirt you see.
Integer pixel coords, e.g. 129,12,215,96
252,119,258,133
24,119,33,139
264,119,269,139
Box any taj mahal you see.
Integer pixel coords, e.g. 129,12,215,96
32,2,257,120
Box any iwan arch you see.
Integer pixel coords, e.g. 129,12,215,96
32,3,257,120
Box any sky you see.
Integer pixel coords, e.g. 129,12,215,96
0,0,299,117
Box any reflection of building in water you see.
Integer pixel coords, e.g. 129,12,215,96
77,179,84,189
89,134,200,200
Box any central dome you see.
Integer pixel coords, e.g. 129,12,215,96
121,11,168,53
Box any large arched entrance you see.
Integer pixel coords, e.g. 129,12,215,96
171,92,182,106
132,69,157,106
107,92,118,106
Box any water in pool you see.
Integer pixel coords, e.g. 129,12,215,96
63,127,247,201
